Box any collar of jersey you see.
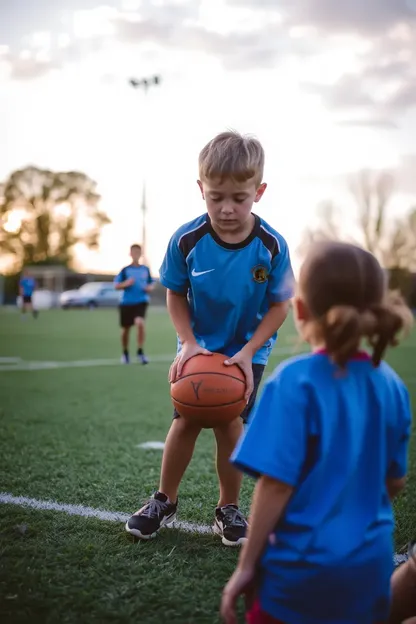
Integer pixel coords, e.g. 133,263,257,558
206,213,261,250
314,348,371,361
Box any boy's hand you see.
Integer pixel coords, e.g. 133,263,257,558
169,340,212,382
224,348,253,402
124,277,135,287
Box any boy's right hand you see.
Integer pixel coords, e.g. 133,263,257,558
169,341,212,382
124,277,135,287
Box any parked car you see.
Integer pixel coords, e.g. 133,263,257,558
60,282,121,309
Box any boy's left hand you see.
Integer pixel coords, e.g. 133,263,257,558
224,348,253,402
220,566,256,624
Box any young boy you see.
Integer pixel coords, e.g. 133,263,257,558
125,130,294,545
19,269,38,318
114,244,155,364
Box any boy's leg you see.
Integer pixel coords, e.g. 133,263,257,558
119,305,132,363
213,364,265,547
135,303,149,364
159,416,201,501
125,415,201,539
214,417,244,508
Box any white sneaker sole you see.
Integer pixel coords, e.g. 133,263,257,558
125,513,176,540
213,522,248,547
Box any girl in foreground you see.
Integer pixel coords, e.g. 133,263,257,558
221,242,413,624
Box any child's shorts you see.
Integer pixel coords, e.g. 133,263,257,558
246,599,387,624
172,363,265,424
246,600,284,624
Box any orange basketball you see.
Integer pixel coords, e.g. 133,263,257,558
170,353,247,428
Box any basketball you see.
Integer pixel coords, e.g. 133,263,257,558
170,352,247,428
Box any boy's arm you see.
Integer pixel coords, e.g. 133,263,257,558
145,267,156,293
242,300,290,358
166,290,196,345
114,269,133,290
167,290,213,379
242,236,294,357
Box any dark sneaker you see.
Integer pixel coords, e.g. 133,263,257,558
213,504,248,547
138,353,149,365
121,353,129,364
125,491,177,540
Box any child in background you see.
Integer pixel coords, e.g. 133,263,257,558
221,241,413,624
19,268,38,318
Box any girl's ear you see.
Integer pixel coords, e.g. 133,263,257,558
294,297,308,322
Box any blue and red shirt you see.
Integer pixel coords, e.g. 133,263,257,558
232,350,412,623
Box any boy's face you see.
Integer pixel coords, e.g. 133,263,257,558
130,246,141,262
197,177,266,234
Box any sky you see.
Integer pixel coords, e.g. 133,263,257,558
1,0,416,275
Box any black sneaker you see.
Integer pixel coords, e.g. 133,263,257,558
125,491,177,540
213,504,248,547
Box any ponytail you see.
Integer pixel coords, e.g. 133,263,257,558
321,292,413,367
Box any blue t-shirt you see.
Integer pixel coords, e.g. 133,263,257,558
232,351,412,624
159,213,294,365
114,264,154,305
20,277,35,296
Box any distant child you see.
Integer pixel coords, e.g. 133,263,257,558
19,269,38,318
221,241,413,623
114,244,155,364
125,130,294,546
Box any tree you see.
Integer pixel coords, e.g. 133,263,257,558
300,169,416,271
0,166,110,271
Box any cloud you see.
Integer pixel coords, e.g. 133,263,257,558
227,0,416,35
224,0,416,121
0,1,294,79
336,118,399,130
303,25,416,118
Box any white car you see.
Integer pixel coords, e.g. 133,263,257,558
60,282,121,309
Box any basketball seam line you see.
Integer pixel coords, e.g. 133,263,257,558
172,398,246,408
172,372,245,384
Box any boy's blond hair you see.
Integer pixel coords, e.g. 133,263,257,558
198,130,265,186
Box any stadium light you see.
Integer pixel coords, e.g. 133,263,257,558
128,74,162,263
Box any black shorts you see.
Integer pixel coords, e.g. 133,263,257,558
172,363,265,425
119,303,148,328
23,295,32,304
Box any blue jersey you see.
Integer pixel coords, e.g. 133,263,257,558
114,264,154,305
159,213,294,364
19,277,35,296
232,351,412,624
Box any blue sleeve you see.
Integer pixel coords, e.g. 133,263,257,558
231,368,309,486
146,267,155,284
387,385,412,479
159,234,189,294
267,237,295,303
114,268,126,284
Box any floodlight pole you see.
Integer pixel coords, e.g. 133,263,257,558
128,74,161,264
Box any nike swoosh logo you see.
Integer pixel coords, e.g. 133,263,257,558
191,268,215,277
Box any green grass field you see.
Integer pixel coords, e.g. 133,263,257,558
0,307,415,624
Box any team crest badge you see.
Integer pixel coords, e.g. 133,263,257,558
252,265,268,283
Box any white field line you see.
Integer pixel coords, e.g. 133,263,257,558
0,491,407,564
0,347,301,372
0,492,211,534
